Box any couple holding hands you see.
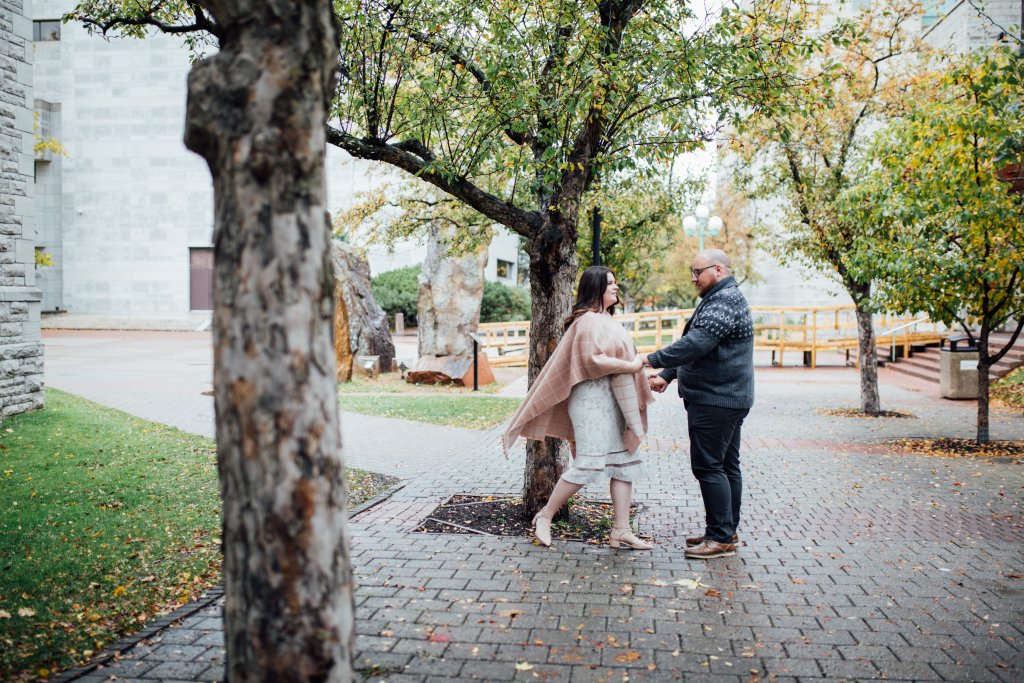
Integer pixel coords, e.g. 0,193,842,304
502,249,755,560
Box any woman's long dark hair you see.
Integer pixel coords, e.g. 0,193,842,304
563,266,616,332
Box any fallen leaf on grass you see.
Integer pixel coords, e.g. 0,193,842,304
18,607,35,617
0,610,10,619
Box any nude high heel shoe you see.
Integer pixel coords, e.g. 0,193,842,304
532,510,553,547
609,527,653,550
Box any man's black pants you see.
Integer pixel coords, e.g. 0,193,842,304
685,402,749,544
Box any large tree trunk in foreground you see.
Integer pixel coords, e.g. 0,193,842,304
853,299,880,414
183,2,354,680
521,218,579,517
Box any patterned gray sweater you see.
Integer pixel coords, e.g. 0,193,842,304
647,276,754,409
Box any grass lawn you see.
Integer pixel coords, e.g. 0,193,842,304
338,394,521,429
0,389,397,682
338,372,506,395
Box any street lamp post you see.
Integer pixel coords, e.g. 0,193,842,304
682,204,723,251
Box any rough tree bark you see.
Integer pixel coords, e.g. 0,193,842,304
521,218,580,514
182,2,355,680
851,282,880,414
977,324,991,445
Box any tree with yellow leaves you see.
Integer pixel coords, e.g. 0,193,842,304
732,0,927,414
852,46,1024,444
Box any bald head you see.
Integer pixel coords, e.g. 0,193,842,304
691,249,733,296
698,249,732,269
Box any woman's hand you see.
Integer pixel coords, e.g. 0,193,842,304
626,354,645,373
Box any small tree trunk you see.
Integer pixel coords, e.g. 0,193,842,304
854,301,880,414
182,3,354,681
521,219,579,517
977,325,991,445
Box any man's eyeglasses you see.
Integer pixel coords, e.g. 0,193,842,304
690,264,718,278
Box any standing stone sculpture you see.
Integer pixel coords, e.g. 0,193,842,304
408,225,494,386
331,241,395,381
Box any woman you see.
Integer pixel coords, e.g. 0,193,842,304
502,266,655,550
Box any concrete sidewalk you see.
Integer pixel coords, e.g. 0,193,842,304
43,331,1024,682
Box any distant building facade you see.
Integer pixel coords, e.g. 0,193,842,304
0,0,44,419
922,0,1021,51
738,0,1022,309
32,1,521,326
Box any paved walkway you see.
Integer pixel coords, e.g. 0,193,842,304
43,331,1024,682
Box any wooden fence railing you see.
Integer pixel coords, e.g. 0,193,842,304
476,306,949,368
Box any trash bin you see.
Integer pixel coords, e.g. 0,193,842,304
939,335,979,399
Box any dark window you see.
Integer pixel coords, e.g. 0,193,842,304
496,259,514,279
33,20,61,41
189,248,214,311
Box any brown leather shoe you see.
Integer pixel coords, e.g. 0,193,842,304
686,533,738,547
684,540,737,559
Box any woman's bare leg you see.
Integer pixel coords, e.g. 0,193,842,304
609,478,633,529
540,479,584,519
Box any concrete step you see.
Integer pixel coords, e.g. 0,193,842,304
988,331,1023,380
886,361,940,383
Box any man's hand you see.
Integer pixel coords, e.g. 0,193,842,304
648,374,668,393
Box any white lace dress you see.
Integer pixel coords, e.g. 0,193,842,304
561,376,648,485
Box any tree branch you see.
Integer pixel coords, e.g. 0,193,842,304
73,2,221,39
328,128,541,238
402,28,532,147
987,315,1024,366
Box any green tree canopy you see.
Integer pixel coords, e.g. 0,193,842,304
850,47,1024,442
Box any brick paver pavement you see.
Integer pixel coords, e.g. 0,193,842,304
43,331,1023,682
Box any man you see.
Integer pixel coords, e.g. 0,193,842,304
642,249,754,559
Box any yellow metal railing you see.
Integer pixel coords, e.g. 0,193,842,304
476,306,949,368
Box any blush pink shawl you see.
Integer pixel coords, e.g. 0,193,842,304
501,311,655,456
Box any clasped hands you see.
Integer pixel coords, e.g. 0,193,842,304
630,353,668,393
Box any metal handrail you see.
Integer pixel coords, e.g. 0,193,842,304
878,316,930,362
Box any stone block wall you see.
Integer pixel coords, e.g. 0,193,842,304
0,0,45,420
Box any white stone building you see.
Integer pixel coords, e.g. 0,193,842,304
31,1,522,326
0,0,44,419
923,0,1021,51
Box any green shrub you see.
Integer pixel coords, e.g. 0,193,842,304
481,280,531,322
371,265,420,327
